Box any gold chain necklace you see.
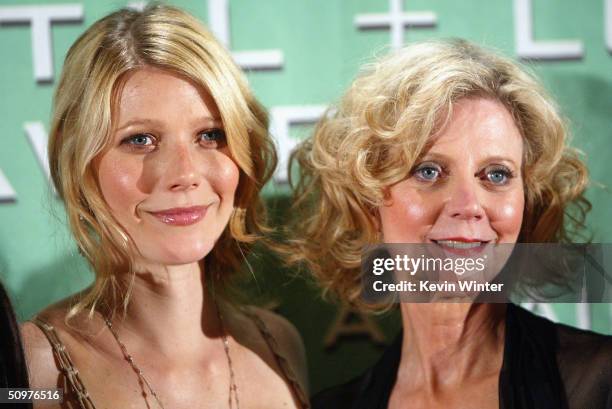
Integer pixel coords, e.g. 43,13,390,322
104,300,239,409
215,300,240,409
104,317,167,409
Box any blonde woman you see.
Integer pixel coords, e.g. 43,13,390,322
21,5,308,409
290,39,612,408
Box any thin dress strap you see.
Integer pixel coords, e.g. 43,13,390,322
241,308,311,409
30,317,96,409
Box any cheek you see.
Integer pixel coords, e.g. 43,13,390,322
379,185,437,242
386,197,430,224
488,189,525,241
212,154,240,202
97,153,145,215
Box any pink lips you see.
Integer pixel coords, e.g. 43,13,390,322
149,205,207,226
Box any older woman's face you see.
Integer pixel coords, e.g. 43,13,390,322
96,67,239,266
378,97,524,247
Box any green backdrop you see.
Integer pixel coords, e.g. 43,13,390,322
1,0,611,394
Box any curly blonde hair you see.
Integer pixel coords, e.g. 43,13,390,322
289,39,590,310
48,4,277,319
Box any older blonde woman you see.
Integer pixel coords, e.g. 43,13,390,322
21,5,308,409
290,39,612,408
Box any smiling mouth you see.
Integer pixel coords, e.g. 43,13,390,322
430,238,492,256
149,205,208,226
432,240,488,249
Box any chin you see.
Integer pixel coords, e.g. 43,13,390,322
153,240,216,265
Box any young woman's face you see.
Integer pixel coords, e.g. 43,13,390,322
378,97,525,247
96,67,239,267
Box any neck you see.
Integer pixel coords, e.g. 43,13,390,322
102,261,223,356
397,303,506,391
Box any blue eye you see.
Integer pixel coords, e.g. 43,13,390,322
484,166,513,185
123,134,155,147
413,163,442,181
199,129,226,147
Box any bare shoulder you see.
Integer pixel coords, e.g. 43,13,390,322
20,307,67,389
20,295,93,390
246,306,309,393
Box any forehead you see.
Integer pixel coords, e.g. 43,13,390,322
114,67,220,122
426,97,523,158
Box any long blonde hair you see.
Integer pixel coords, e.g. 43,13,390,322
48,4,277,319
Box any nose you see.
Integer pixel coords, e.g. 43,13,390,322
163,145,201,192
443,176,485,221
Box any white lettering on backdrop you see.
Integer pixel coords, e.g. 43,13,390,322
0,170,16,202
354,0,437,50
514,0,583,60
126,2,146,11
24,122,53,194
606,0,612,53
208,0,283,70
270,106,327,183
0,4,83,82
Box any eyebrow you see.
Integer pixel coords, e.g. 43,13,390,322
116,118,163,132
420,152,520,168
115,116,223,132
197,117,223,128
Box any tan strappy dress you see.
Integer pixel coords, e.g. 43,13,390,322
31,308,310,409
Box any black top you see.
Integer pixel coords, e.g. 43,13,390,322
0,282,32,409
312,304,612,409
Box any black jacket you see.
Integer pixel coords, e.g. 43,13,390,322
312,304,612,409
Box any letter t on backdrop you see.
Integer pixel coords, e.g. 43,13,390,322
0,4,83,82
